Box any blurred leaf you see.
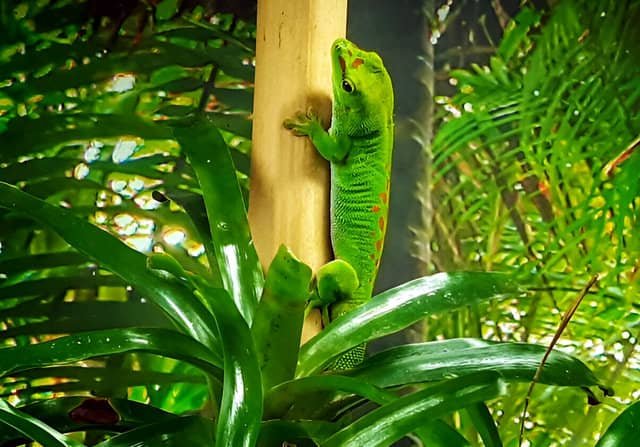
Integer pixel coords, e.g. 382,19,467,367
258,420,338,446
156,0,180,21
1,301,172,338
94,415,214,447
0,181,221,355
2,366,204,399
204,112,252,139
0,399,83,447
0,252,89,276
0,274,122,300
0,114,173,160
0,396,178,443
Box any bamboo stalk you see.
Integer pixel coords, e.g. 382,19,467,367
249,0,348,342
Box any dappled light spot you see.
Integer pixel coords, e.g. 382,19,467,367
163,227,186,246
108,73,136,93
186,241,206,257
125,235,154,252
84,141,103,163
73,163,89,180
112,138,141,164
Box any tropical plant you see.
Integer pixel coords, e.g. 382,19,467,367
0,0,631,446
419,0,640,444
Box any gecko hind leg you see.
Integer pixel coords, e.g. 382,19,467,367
313,260,367,370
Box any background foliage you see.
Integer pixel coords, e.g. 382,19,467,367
416,0,640,444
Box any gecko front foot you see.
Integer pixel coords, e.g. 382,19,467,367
283,107,323,137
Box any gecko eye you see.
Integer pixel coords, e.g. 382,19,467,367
341,79,354,93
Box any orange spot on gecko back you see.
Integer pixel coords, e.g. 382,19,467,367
369,254,376,260
339,56,346,74
378,217,385,230
352,58,364,69
375,239,383,252
372,205,380,213
379,192,388,204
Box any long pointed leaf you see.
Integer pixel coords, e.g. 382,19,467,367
321,372,504,447
0,181,220,354
174,122,263,325
0,399,83,447
297,272,519,376
0,397,178,444
0,328,222,378
344,338,602,389
93,415,214,447
252,245,311,390
596,400,640,447
193,283,262,447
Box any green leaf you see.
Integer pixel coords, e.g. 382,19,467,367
204,112,253,139
0,274,123,300
252,245,311,390
466,402,502,447
0,114,173,160
258,420,338,446
297,272,519,376
0,181,220,355
0,399,83,447
93,415,214,447
498,7,541,61
0,396,178,444
0,328,222,378
193,283,262,447
264,375,395,419
412,420,471,447
344,338,602,389
2,366,204,399
174,122,263,325
596,400,640,447
0,252,88,276
0,301,172,338
321,372,505,447
155,0,179,21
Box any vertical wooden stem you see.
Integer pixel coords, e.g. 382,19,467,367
249,0,348,342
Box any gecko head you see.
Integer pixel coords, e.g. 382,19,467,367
331,38,394,132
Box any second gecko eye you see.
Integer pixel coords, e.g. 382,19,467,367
342,79,355,93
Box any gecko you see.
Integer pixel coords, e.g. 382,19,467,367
284,38,394,367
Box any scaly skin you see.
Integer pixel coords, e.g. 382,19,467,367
285,38,394,365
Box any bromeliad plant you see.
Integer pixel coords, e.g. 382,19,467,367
0,1,628,446
0,121,614,445
0,122,612,446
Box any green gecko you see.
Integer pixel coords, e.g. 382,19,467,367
284,38,394,366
